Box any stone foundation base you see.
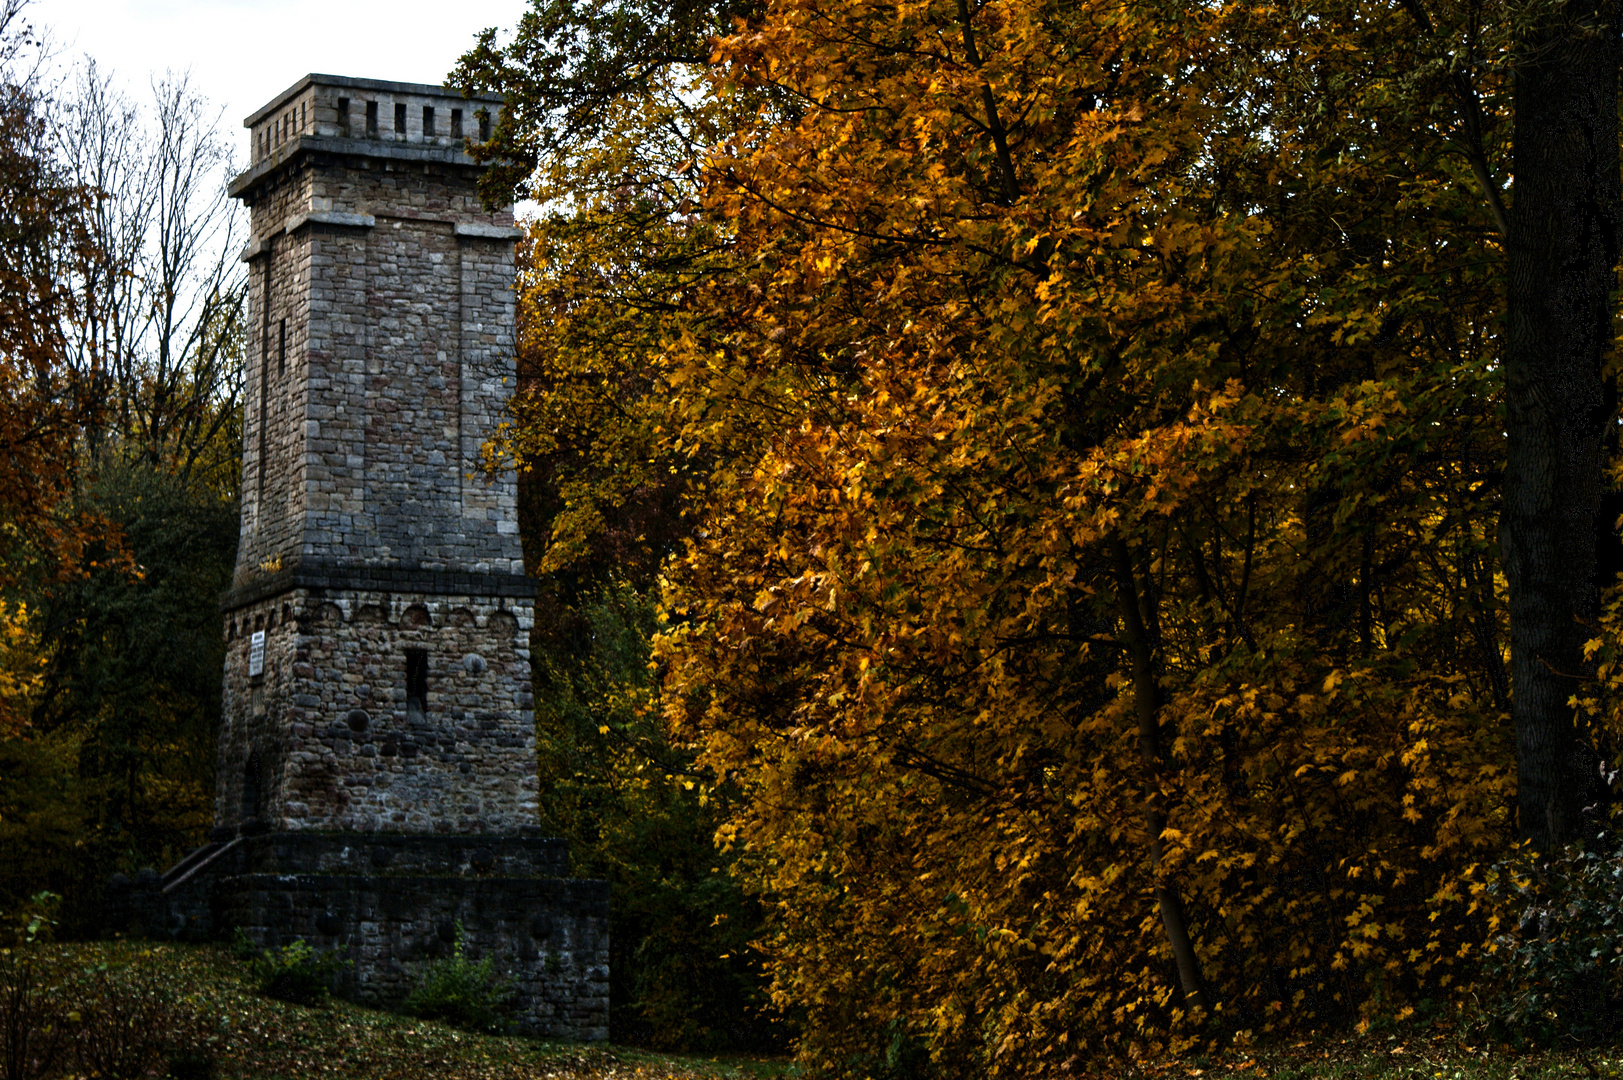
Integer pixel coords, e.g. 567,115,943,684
109,831,609,1041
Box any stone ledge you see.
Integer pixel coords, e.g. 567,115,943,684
220,562,537,612
222,871,609,905
455,222,525,240
229,134,492,196
187,830,568,879
285,210,376,234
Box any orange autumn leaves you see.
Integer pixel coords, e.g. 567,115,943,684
498,0,1519,1069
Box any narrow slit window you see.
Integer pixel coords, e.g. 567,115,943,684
365,100,378,136
277,318,287,376
477,109,490,142
337,97,350,133
405,649,428,721
451,108,463,139
257,259,271,498
394,101,407,137
423,106,435,137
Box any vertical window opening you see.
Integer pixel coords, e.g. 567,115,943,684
365,100,378,136
257,258,271,498
337,97,350,133
405,648,428,722
451,108,463,139
477,109,490,142
394,102,407,137
278,318,287,376
423,106,435,137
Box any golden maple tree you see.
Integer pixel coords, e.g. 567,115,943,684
463,0,1622,1066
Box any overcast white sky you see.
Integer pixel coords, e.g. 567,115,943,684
33,0,532,163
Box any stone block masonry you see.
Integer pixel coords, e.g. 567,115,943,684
216,587,539,834
221,72,534,838
110,74,608,1041
109,833,608,1040
223,872,609,1039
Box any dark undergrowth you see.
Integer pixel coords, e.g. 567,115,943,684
12,940,1623,1079
1,940,793,1080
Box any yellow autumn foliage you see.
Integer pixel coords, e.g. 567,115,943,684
482,0,1539,1067
647,0,1518,1069
0,600,45,739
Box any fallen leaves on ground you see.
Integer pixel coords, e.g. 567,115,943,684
32,941,790,1080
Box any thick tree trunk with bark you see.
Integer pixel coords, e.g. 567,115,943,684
1503,0,1621,851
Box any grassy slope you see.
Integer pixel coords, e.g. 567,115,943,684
29,941,791,1080
26,942,1623,1079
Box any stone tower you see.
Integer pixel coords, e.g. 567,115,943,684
110,75,608,1040
219,75,534,832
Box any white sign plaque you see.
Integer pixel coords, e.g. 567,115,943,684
248,630,266,677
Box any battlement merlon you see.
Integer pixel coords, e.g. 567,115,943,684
236,74,504,171
227,75,515,236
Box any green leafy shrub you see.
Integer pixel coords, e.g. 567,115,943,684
403,924,514,1033
229,927,258,963
249,939,349,1006
1480,830,1623,1042
525,584,777,1050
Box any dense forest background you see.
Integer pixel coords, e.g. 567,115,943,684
0,8,246,935
7,0,1623,1073
0,0,775,1053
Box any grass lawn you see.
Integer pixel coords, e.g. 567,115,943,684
21,942,1623,1079
20,941,792,1080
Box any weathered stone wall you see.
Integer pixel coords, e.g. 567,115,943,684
110,832,608,1041
223,873,609,1040
235,157,523,587
239,181,315,579
216,586,537,835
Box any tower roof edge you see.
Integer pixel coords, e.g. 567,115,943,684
244,73,504,128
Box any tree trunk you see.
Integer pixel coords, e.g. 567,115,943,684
1502,0,1621,851
1109,533,1209,1014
